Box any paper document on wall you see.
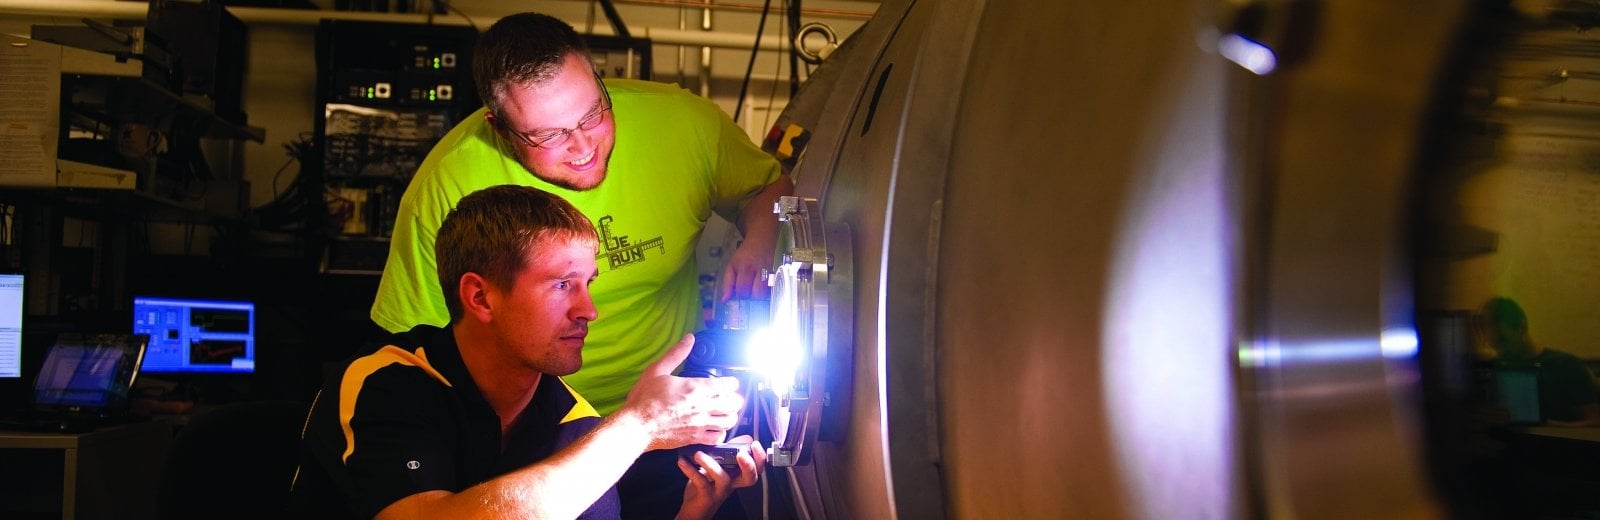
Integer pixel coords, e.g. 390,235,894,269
0,35,61,187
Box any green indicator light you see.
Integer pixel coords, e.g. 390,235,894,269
434,57,441,69
429,90,436,101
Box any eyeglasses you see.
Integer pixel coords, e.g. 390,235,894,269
502,72,613,149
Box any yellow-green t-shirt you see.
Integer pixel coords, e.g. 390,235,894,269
371,79,782,414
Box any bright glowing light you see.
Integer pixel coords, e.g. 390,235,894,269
1380,328,1419,359
1290,340,1371,363
746,326,802,398
1241,334,1417,365
1101,97,1234,520
1238,340,1280,367
1261,339,1385,364
1218,34,1277,75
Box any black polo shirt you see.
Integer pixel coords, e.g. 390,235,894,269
289,325,619,518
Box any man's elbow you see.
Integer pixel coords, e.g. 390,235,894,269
770,174,795,195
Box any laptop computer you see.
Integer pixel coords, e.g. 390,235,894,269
1496,365,1543,425
0,333,149,433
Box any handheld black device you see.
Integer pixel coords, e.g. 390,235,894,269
680,328,755,378
678,326,760,471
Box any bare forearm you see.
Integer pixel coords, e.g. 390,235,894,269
375,337,741,519
377,410,655,519
736,175,794,239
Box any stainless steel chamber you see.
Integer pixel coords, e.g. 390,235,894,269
754,0,1600,518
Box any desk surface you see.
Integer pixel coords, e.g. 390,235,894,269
1522,426,1600,443
0,419,171,449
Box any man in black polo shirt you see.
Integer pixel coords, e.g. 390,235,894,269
290,185,762,519
1481,296,1600,426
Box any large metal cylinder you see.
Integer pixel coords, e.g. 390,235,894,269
781,0,1246,517
771,0,1600,515
773,0,1600,518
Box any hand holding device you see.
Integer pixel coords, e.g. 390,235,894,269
623,334,746,451
676,434,766,519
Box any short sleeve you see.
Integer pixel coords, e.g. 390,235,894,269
705,97,784,224
306,363,461,518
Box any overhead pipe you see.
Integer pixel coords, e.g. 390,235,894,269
0,0,793,51
605,0,873,20
700,0,713,98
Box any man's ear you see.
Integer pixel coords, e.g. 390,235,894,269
485,112,517,145
458,272,494,321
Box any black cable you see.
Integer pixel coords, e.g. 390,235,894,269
759,8,785,136
262,145,304,207
596,0,631,39
255,133,320,232
183,221,195,256
435,0,477,32
0,203,12,270
787,0,802,97
734,0,776,123
270,155,297,202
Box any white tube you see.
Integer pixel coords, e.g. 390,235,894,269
0,0,144,19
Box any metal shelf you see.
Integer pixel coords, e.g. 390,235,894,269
62,73,265,143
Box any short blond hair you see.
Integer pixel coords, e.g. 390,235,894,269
435,185,597,321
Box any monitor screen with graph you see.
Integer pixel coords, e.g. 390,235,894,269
132,296,255,374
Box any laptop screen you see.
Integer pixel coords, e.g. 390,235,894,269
1497,367,1543,425
33,333,148,413
132,296,256,374
0,273,21,379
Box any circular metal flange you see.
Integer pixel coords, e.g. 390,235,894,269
764,195,852,467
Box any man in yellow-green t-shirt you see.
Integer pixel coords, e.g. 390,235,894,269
372,13,789,417
371,13,789,518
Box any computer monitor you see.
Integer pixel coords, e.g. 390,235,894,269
132,296,255,374
0,273,22,379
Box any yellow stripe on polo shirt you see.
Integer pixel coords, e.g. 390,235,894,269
340,345,452,463
558,377,600,424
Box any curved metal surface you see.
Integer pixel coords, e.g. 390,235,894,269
765,196,843,470
1240,1,1471,518
764,0,972,513
785,0,1240,517
773,0,1511,518
773,0,919,517
786,0,1244,516
933,2,1238,518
